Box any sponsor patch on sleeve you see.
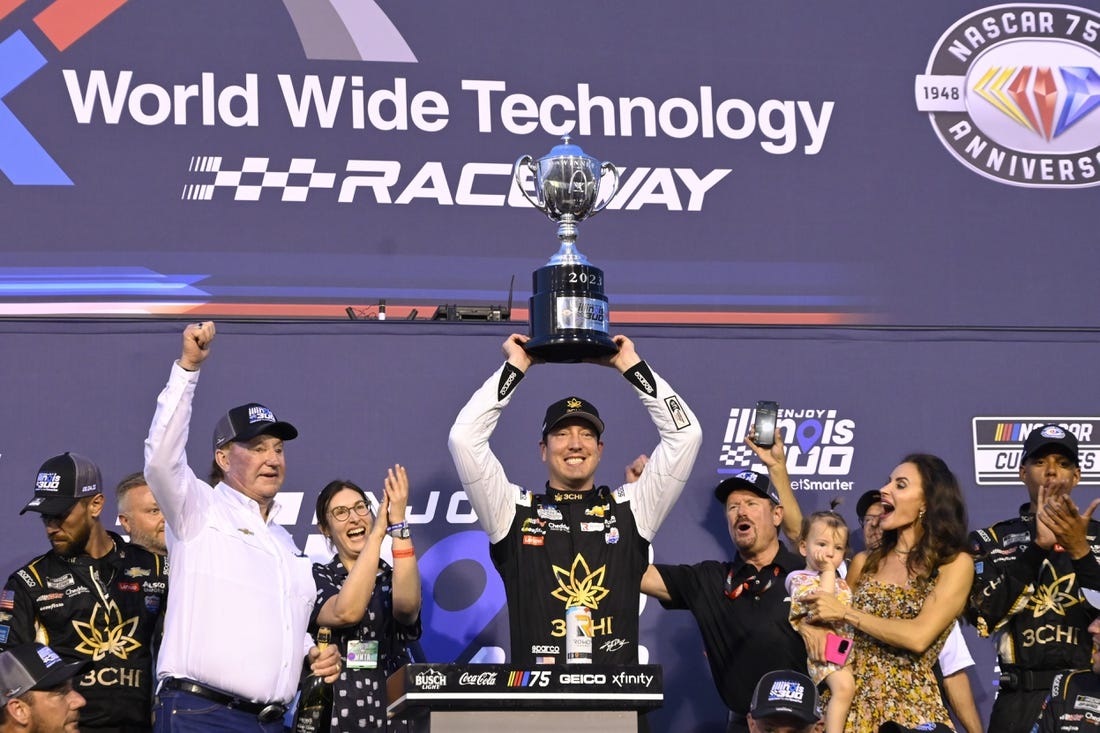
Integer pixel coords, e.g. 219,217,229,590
664,395,692,430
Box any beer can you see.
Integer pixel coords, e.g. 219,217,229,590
565,605,593,664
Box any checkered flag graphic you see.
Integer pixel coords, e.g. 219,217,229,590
182,157,337,201
718,443,754,468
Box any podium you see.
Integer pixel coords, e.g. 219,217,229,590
387,663,662,732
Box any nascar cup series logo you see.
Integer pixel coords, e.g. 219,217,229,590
718,407,855,492
916,4,1100,187
971,416,1099,484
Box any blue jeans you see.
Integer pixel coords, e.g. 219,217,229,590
153,689,285,733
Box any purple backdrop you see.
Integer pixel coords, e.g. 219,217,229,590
0,320,1097,730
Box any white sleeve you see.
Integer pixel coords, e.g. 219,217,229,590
143,361,212,541
620,364,703,541
447,364,522,544
937,621,975,676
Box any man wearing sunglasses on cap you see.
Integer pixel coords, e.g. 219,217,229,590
643,433,816,733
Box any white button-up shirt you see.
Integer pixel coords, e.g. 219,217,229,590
145,362,314,704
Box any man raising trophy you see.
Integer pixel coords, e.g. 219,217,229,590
448,331,702,665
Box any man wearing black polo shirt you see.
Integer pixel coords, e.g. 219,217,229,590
642,447,811,733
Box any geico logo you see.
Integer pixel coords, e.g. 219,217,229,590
80,667,143,687
559,673,606,685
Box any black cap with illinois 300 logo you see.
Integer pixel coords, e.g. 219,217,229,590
20,452,103,516
212,403,299,451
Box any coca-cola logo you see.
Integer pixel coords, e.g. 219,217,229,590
458,671,498,687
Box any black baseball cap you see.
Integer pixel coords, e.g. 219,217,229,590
749,670,819,724
879,724,953,733
856,490,882,522
0,643,88,704
212,403,298,451
20,452,102,516
1021,424,1079,466
714,471,780,505
541,397,605,439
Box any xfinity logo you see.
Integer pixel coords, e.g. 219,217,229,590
612,671,654,687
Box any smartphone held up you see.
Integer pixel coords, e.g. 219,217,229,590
753,400,779,448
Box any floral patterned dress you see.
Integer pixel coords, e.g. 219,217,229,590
846,576,954,732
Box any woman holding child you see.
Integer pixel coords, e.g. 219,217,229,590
803,453,973,732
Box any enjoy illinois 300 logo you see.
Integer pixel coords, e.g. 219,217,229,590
916,4,1100,187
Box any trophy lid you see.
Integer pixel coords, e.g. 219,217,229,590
545,136,595,162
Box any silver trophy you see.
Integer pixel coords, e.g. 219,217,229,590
514,137,621,362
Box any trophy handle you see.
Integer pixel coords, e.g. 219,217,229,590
588,162,621,217
513,155,546,213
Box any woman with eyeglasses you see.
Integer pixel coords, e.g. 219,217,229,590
802,454,973,733
306,465,422,730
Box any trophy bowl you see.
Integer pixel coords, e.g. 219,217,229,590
513,137,621,363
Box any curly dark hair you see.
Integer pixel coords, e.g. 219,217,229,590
861,453,968,582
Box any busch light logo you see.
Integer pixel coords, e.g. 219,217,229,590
247,406,276,424
414,668,447,691
718,407,855,492
35,472,62,492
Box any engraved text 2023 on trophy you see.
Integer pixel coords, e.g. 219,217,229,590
513,137,622,363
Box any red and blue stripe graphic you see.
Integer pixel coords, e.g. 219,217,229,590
1,0,130,184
